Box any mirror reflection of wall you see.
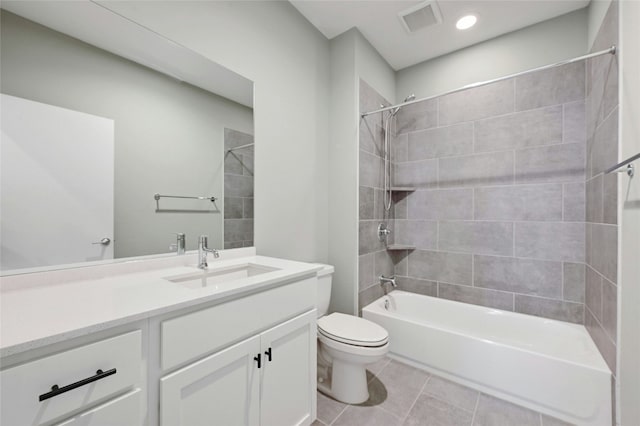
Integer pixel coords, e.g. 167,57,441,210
0,10,254,271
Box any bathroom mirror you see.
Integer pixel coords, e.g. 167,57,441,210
0,2,255,274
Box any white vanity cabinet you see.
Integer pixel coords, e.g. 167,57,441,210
160,295,317,426
160,310,316,426
0,330,143,426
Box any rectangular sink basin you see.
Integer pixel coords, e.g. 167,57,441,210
165,263,280,289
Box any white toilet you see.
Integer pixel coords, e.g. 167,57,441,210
315,264,389,404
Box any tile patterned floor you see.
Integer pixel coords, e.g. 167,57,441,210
313,357,573,426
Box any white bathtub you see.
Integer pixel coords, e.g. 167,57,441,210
362,291,611,426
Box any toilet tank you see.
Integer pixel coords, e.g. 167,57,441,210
315,264,334,318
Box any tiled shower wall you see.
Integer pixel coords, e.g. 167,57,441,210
224,128,254,248
358,60,590,322
584,1,619,374
358,81,393,311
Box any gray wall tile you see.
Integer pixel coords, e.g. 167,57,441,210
563,262,585,302
224,128,253,149
515,143,585,184
438,282,514,311
394,159,438,188
588,108,618,177
585,308,616,372
359,119,384,156
375,250,395,280
396,99,437,134
359,253,375,291
407,189,473,221
407,250,472,285
224,152,244,175
224,219,253,242
243,198,253,219
224,241,243,249
391,249,409,276
474,255,562,298
474,184,562,221
563,182,585,221
563,101,586,145
358,284,385,313
585,265,602,321
359,221,385,255
394,220,437,250
586,175,603,223
393,192,408,219
514,295,584,324
439,79,515,125
396,276,437,297
588,53,618,132
359,186,374,220
515,222,585,262
224,174,254,197
602,172,617,225
439,151,514,188
360,150,383,189
408,122,473,160
224,197,243,219
359,79,390,114
590,223,617,283
602,278,617,343
439,221,514,256
392,133,408,163
474,105,562,152
515,61,585,111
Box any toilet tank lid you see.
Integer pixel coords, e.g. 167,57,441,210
314,263,334,277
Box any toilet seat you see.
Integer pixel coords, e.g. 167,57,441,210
318,313,388,347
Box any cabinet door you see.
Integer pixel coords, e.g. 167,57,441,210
160,335,260,426
55,389,141,426
260,310,317,426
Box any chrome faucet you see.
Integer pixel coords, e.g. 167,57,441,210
198,235,219,269
170,233,186,255
379,275,397,289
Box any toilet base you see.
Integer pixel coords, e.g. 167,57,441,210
317,357,370,404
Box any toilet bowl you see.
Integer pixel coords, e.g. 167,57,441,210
315,264,390,404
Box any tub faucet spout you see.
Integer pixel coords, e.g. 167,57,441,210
379,275,397,289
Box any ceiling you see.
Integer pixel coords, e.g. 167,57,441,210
290,0,590,70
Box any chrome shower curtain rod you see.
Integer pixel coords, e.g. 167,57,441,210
361,46,617,118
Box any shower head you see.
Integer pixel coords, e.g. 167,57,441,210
390,94,416,116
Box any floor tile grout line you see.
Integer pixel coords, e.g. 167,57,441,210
469,392,481,426
399,373,432,423
328,403,350,426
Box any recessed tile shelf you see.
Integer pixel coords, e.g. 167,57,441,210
386,244,416,251
390,187,416,192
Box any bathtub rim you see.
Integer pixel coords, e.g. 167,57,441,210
362,290,611,375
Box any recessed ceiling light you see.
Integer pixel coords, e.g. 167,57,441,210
456,15,477,30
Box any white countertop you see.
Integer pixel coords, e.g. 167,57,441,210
0,248,322,357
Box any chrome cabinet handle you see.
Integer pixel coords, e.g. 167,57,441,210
92,238,111,245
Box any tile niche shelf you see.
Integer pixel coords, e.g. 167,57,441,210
385,244,416,251
390,186,416,192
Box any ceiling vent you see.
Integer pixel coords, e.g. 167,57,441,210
398,1,443,34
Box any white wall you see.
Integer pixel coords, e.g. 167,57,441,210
327,28,396,314
328,29,358,314
617,1,640,424
589,0,614,49
100,1,331,263
396,9,588,99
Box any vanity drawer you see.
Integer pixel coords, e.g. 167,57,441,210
0,330,141,426
161,277,315,370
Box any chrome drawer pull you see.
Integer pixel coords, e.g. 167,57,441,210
38,368,117,402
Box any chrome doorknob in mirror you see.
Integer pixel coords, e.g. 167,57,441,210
92,238,111,245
